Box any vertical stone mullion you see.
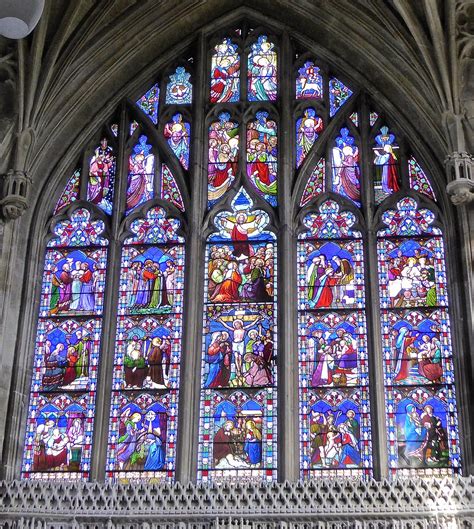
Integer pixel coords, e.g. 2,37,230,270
360,96,388,480
277,31,299,482
175,31,206,484
90,105,128,481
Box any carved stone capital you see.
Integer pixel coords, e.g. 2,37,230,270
445,151,474,205
0,169,31,222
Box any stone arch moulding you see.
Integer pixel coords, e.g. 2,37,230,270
0,6,472,524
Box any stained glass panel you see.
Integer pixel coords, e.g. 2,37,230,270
54,170,80,214
300,158,325,207
373,126,401,205
199,188,277,482
349,113,359,128
160,164,185,212
408,157,436,200
210,38,240,103
107,208,185,483
331,127,361,206
126,135,154,215
296,109,323,168
136,84,160,125
247,36,277,102
329,78,352,117
377,198,460,476
296,61,323,100
86,138,116,215
298,200,372,478
164,113,190,170
208,112,239,208
22,211,108,480
300,387,372,478
246,111,277,206
166,67,192,105
369,112,379,127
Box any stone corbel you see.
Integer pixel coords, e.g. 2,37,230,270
0,127,34,222
445,151,474,205
0,168,31,221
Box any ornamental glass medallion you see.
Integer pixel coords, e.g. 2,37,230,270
198,188,278,482
377,198,460,476
166,67,192,105
106,207,185,483
297,200,372,478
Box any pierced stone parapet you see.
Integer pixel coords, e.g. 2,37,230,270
0,477,473,527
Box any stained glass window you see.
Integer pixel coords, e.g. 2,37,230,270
377,197,460,476
22,27,464,486
246,111,278,206
208,112,239,208
86,138,116,215
373,126,401,204
408,157,436,200
247,36,277,102
126,135,155,215
210,38,240,103
296,109,323,168
198,188,277,482
136,84,160,125
297,200,372,478
22,208,108,480
54,169,80,214
300,158,325,207
332,127,361,206
164,114,190,170
106,207,185,483
296,61,323,100
166,67,192,105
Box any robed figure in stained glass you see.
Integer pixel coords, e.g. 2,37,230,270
373,126,400,195
88,138,115,210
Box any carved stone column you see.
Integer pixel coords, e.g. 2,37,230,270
445,151,474,205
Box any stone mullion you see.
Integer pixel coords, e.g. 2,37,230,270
360,96,388,480
89,105,128,481
277,31,299,482
175,32,206,484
